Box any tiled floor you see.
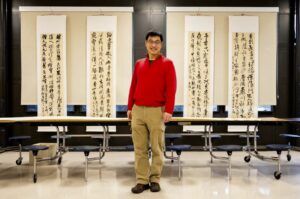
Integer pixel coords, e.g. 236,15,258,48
1,151,300,199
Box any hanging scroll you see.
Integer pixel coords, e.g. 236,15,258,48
86,16,117,132
187,31,211,117
37,16,67,116
183,16,214,118
89,32,113,117
87,16,116,118
228,16,258,118
183,16,214,132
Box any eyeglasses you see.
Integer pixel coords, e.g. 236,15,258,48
147,40,162,45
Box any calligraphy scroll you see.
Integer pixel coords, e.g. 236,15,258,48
183,16,214,132
231,32,256,118
228,16,258,118
86,16,116,118
37,16,67,116
186,32,211,117
183,16,214,118
86,16,117,132
89,32,113,117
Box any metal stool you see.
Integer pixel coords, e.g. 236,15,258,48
9,136,31,165
266,144,292,180
239,134,260,163
165,133,182,143
50,135,72,164
90,134,107,163
279,134,300,161
71,146,100,181
204,134,222,163
202,134,222,151
165,133,183,162
215,145,242,180
23,145,49,183
166,144,191,180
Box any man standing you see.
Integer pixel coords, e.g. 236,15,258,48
127,31,177,194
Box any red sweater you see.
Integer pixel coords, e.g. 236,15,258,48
127,55,177,114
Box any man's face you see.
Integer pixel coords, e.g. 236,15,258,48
145,36,162,56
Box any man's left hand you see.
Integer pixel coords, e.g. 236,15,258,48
163,112,172,123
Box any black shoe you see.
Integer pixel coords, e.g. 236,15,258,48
131,183,150,194
150,182,161,192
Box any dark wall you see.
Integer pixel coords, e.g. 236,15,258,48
0,0,10,146
296,0,300,116
295,0,300,139
0,0,298,147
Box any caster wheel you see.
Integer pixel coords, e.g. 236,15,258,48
171,159,174,163
287,154,291,161
244,156,251,163
57,157,62,165
33,174,37,183
274,171,281,180
16,158,22,165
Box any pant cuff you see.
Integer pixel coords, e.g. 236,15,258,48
149,178,160,183
137,180,149,184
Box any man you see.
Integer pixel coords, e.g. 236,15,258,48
127,31,177,194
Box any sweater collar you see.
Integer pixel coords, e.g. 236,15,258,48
146,54,163,61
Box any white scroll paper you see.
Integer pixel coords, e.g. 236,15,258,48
37,16,67,117
228,16,259,118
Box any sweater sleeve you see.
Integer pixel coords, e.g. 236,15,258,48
127,63,138,111
164,61,177,114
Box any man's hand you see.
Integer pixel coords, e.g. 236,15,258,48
127,110,132,120
163,112,172,123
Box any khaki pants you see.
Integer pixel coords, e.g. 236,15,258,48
131,105,165,184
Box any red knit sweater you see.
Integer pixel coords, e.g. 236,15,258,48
127,55,177,114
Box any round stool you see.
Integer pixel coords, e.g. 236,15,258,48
71,146,100,181
23,145,49,183
9,136,31,165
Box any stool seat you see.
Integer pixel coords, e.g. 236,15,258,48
9,136,31,141
165,134,183,148
167,145,191,151
216,145,242,151
50,135,72,139
239,134,260,138
165,144,191,180
279,134,300,138
266,144,291,151
71,145,99,152
23,145,49,151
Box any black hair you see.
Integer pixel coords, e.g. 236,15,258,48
145,31,163,42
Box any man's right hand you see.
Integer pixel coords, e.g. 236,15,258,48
127,110,132,120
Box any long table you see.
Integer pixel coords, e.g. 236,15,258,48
1,116,299,180
0,116,296,152
0,116,296,155
0,116,294,124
